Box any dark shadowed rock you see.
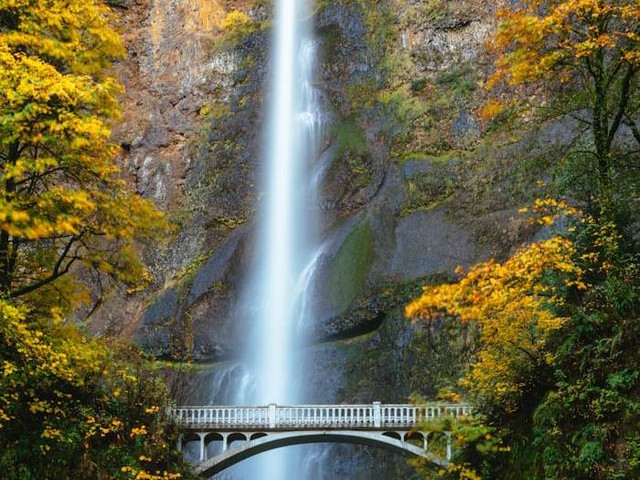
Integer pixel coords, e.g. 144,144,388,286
187,231,244,306
451,108,481,147
133,288,180,358
389,209,478,280
141,288,179,326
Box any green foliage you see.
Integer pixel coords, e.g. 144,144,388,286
0,300,193,480
435,65,477,97
334,118,368,156
530,254,640,480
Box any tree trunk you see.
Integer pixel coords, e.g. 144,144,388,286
0,142,19,294
591,55,614,223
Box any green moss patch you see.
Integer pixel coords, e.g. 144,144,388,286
326,219,374,314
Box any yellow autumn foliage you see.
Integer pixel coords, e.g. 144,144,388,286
407,237,585,411
0,0,168,307
220,10,255,39
488,0,640,88
0,299,191,477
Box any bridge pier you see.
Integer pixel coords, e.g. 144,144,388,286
197,433,206,462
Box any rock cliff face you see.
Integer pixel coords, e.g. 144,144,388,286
94,0,541,477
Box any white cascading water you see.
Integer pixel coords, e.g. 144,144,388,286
208,0,326,478
253,0,323,405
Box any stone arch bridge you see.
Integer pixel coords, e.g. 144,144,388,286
169,402,471,477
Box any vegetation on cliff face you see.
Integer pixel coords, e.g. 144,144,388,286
0,1,187,478
407,1,640,479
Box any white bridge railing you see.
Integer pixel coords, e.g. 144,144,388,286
169,402,471,430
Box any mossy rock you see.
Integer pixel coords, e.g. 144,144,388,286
325,219,374,315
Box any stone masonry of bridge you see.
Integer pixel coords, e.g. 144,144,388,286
169,402,472,477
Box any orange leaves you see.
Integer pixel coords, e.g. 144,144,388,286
488,0,640,91
480,99,505,120
407,235,584,410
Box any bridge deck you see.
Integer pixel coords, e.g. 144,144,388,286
169,402,471,431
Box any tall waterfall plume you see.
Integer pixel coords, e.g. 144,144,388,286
229,0,325,477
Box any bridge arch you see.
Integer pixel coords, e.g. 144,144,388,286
193,430,448,477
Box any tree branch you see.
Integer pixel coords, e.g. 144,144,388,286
607,64,636,149
10,235,81,298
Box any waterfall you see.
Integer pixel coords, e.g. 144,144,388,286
210,0,325,478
